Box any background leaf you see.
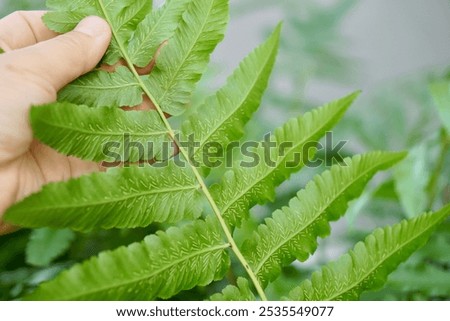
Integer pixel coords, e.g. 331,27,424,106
430,81,450,133
393,144,430,218
26,228,75,267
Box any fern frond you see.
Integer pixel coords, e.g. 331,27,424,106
181,24,281,172
58,67,143,108
209,278,255,301
144,0,229,116
45,0,152,64
30,102,168,162
242,152,406,287
25,218,230,300
211,92,360,227
128,0,192,68
288,204,450,301
5,162,202,231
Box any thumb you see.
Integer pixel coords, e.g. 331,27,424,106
1,16,111,93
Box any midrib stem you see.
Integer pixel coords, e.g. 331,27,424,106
97,0,267,301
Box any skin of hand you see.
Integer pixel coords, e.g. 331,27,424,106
0,11,112,235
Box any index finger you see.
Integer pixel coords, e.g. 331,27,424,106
0,11,58,51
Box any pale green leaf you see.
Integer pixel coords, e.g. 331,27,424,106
181,24,281,171
242,152,406,287
46,0,95,10
393,144,430,218
5,162,203,231
384,264,450,298
26,228,76,267
288,204,450,300
144,0,229,115
430,81,450,133
25,218,230,300
58,67,143,108
31,102,168,162
128,0,192,67
212,92,360,227
209,278,255,301
43,11,91,33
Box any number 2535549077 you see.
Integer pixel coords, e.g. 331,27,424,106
258,306,334,317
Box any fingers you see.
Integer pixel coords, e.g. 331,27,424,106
0,16,112,93
0,11,57,51
0,16,111,163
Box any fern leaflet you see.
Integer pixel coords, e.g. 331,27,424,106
58,67,143,108
144,0,229,115
25,218,230,300
288,204,450,300
128,0,192,67
242,151,406,287
181,24,281,173
5,162,203,231
211,92,360,227
45,0,152,64
30,102,168,162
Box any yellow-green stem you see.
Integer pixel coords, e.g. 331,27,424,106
98,0,267,301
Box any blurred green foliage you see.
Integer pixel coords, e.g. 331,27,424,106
0,0,45,16
0,0,448,301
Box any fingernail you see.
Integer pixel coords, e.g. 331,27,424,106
75,16,110,37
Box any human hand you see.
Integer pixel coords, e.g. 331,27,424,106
0,11,111,235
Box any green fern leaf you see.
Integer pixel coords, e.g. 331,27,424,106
58,67,143,108
45,0,152,64
4,162,203,231
181,24,281,171
128,0,192,68
288,204,450,301
242,152,406,287
26,228,76,267
210,278,255,301
144,0,229,116
25,218,230,300
30,102,168,162
212,92,360,227
42,10,90,33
